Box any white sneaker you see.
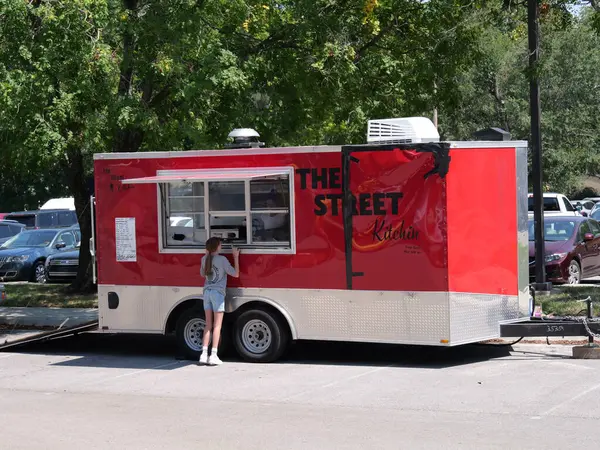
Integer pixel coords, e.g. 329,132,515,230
198,352,208,365
208,354,223,366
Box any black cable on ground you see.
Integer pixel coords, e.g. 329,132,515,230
474,337,524,347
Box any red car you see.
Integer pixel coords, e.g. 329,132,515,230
529,215,600,284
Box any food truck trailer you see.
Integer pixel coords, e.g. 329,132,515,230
90,117,530,363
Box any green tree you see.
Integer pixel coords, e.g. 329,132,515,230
7,0,593,294
442,3,600,195
0,0,117,291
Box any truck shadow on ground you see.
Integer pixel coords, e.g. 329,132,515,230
5,332,526,370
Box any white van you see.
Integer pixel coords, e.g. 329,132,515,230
41,197,75,211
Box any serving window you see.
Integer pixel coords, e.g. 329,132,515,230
120,167,294,253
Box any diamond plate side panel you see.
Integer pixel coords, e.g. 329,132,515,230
449,292,519,344
290,290,450,344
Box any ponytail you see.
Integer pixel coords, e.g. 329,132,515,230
204,253,214,277
203,237,221,278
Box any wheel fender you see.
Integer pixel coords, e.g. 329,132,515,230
228,295,298,340
163,294,204,334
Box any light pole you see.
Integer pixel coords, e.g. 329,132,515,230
528,0,550,291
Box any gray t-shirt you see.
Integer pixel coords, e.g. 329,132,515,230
201,254,236,295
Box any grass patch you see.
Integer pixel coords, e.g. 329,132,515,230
538,285,600,317
1,283,97,308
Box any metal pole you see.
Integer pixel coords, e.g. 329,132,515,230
587,298,593,345
528,0,546,288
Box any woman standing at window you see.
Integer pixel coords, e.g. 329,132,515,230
199,237,240,366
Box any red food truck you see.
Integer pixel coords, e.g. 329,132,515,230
91,117,529,362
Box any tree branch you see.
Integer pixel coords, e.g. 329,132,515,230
353,23,396,63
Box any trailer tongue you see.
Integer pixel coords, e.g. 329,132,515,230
0,320,98,351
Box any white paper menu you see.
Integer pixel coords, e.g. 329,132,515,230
115,217,137,262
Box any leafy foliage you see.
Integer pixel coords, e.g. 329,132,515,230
1,0,600,290
442,2,600,195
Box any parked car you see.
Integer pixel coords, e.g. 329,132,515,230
528,215,600,284
0,220,25,245
528,193,579,216
571,199,595,217
0,228,79,283
45,249,80,282
4,209,78,229
589,200,600,217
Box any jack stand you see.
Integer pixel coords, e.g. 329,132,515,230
573,298,599,359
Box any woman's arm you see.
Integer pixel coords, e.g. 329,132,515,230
230,247,240,278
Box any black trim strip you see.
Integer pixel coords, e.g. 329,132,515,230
342,149,354,290
341,142,452,290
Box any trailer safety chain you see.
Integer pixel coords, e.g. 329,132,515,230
557,316,600,340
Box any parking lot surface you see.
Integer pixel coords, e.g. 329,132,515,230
1,334,600,449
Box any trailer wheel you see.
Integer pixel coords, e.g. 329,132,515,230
175,308,206,359
174,308,232,359
233,309,289,363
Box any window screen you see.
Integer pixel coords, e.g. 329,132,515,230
161,170,293,251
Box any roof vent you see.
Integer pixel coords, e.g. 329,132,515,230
367,117,439,144
225,128,265,149
472,127,511,141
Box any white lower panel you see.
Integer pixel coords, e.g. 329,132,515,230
449,293,519,345
98,285,517,345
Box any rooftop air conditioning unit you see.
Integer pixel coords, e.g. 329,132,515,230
367,117,439,144
225,128,265,149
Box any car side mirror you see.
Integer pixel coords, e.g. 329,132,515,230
56,242,66,249
582,212,588,217
584,233,594,242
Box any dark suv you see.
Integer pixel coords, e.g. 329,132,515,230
0,220,25,245
4,210,78,229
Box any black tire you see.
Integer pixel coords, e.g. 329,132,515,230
233,308,289,363
175,308,206,360
31,261,47,284
175,307,232,360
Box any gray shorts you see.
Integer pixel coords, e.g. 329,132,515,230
203,289,225,313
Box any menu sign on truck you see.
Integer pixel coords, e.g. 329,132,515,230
115,217,137,262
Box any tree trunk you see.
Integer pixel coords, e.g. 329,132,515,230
112,0,144,154
66,147,96,294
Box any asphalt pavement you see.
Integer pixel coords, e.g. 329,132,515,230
1,334,600,449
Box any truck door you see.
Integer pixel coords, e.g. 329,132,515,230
90,195,97,284
341,144,450,292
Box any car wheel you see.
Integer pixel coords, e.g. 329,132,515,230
568,260,581,285
233,308,289,363
32,261,47,284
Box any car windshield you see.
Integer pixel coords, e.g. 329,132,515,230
528,220,576,242
0,230,57,249
0,225,13,239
